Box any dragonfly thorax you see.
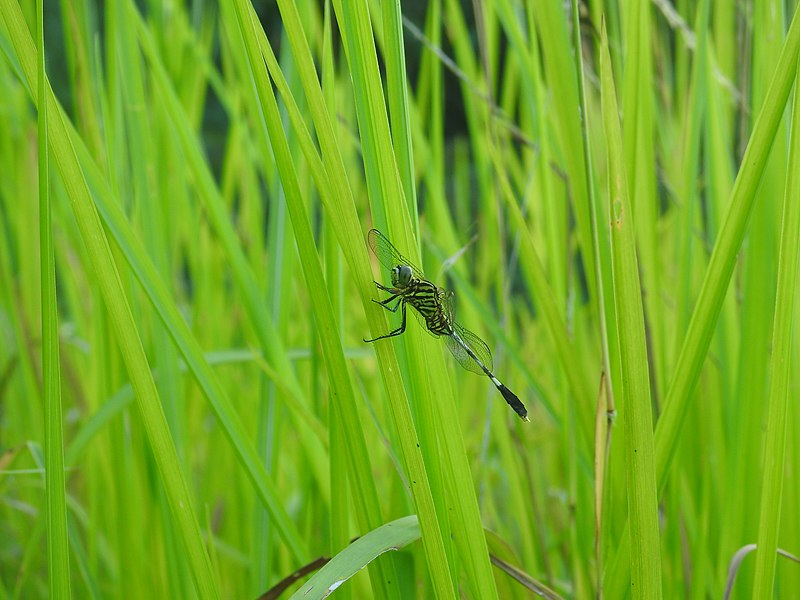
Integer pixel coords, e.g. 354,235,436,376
391,264,414,288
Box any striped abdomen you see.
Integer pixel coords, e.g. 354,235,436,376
403,279,452,336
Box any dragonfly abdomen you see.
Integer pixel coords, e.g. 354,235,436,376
423,312,451,336
404,280,452,335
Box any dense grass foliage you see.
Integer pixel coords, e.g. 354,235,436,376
1,0,799,597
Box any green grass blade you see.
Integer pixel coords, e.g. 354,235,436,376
672,0,711,372
260,0,457,595
726,5,788,581
599,21,663,599
50,24,315,564
132,13,308,412
9,1,800,597
95,93,311,574
37,0,70,594
228,3,403,596
751,57,800,596
334,1,499,596
570,0,616,589
0,2,219,597
290,516,420,600
605,6,800,597
380,0,417,233
655,3,800,490
496,152,595,405
532,0,596,305
620,0,665,400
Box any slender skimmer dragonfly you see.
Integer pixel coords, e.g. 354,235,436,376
363,229,529,421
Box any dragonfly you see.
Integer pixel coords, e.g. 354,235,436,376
363,229,529,421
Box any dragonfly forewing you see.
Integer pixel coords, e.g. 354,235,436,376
368,229,425,279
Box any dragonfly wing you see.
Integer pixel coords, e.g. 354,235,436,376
461,326,494,372
408,303,439,338
444,334,479,373
442,290,456,322
440,290,494,374
446,325,494,375
368,229,426,279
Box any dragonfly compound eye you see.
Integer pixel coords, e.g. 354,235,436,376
395,265,412,286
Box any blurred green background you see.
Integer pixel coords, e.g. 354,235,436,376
1,0,799,598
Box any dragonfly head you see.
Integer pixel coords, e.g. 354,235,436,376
391,264,413,288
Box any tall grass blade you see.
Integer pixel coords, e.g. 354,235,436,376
751,57,800,596
255,0,456,594
37,0,70,595
599,21,663,598
655,2,800,492
228,2,403,596
0,2,219,596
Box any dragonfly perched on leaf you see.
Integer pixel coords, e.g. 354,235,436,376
364,229,529,421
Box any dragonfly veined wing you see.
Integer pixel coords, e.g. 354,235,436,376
441,289,494,373
443,289,456,322
367,229,426,280
446,324,495,375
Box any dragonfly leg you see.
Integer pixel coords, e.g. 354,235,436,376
373,281,395,293
372,295,402,313
363,300,407,342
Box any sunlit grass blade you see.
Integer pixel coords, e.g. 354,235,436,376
655,2,800,492
605,6,800,597
0,2,219,597
132,13,309,413
724,6,788,585
258,0,461,595
380,0,417,231
37,0,70,594
531,0,596,307
489,149,594,420
42,7,318,565
620,0,665,401
671,0,711,385
7,0,800,597
290,516,419,600
751,56,800,596
334,0,501,595
227,2,405,596
599,20,663,598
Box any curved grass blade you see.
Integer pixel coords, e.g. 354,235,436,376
290,516,420,600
